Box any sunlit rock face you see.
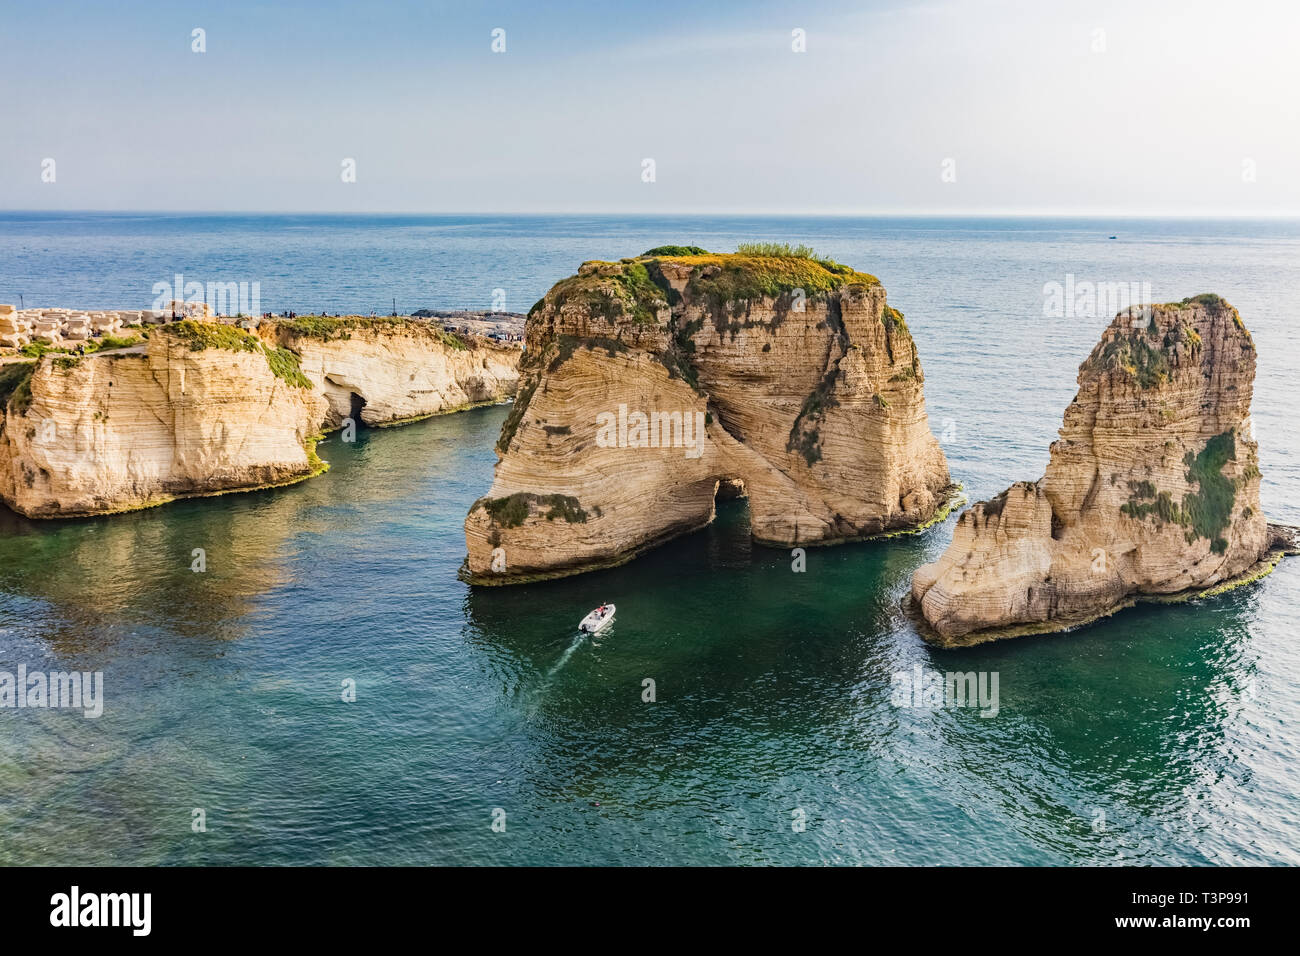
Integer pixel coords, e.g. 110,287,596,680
268,320,519,428
0,318,521,517
912,296,1272,645
462,250,952,584
0,326,328,517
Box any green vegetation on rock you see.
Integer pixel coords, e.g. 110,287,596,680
546,335,628,374
0,362,35,412
1091,325,1172,388
262,345,314,389
1157,293,1252,346
545,261,670,326
162,319,262,353
20,334,142,360
787,365,842,466
669,252,877,323
1120,430,1240,554
276,315,468,349
161,320,313,388
734,242,819,258
476,492,588,528
880,305,918,372
496,376,538,454
304,434,330,476
660,316,704,392
1177,293,1223,308
980,488,1012,523
642,245,709,257
1181,430,1238,553
534,248,879,335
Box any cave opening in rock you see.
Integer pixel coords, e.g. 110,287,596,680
349,391,367,425
715,477,747,502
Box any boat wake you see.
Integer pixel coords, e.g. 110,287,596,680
545,634,586,681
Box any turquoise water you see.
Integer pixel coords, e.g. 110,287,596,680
1,215,1298,864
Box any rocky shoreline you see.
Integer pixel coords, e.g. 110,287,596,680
1,262,1293,647
0,313,520,518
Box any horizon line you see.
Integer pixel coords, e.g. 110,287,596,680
3,208,1300,220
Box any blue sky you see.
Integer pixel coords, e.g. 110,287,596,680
2,0,1297,214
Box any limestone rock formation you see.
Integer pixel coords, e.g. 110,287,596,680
912,295,1280,645
267,317,520,428
462,248,953,584
0,322,328,517
0,317,521,517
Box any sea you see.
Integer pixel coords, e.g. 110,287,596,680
0,212,1297,864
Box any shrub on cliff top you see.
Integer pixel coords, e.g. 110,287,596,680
642,245,709,257
735,242,818,258
162,320,261,353
96,334,143,351
732,243,862,277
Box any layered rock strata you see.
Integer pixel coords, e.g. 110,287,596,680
912,295,1283,645
463,248,953,584
0,317,520,517
267,317,519,428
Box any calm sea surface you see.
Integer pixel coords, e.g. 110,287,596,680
1,213,1298,864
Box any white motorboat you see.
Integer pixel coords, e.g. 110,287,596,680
578,603,616,634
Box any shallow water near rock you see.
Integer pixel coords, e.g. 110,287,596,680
1,214,1298,864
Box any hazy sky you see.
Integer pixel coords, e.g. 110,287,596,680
2,0,1297,214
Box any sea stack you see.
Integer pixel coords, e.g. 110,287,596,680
462,247,953,584
912,295,1287,645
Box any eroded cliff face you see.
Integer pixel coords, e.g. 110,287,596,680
0,325,327,517
267,319,520,428
912,296,1275,645
0,317,522,518
463,250,952,584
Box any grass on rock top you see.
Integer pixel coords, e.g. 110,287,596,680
20,334,144,360
274,315,467,350
160,320,313,389
537,260,670,326
529,246,880,325
1087,311,1210,389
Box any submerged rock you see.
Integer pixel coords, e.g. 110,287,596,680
912,295,1281,645
462,248,952,584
